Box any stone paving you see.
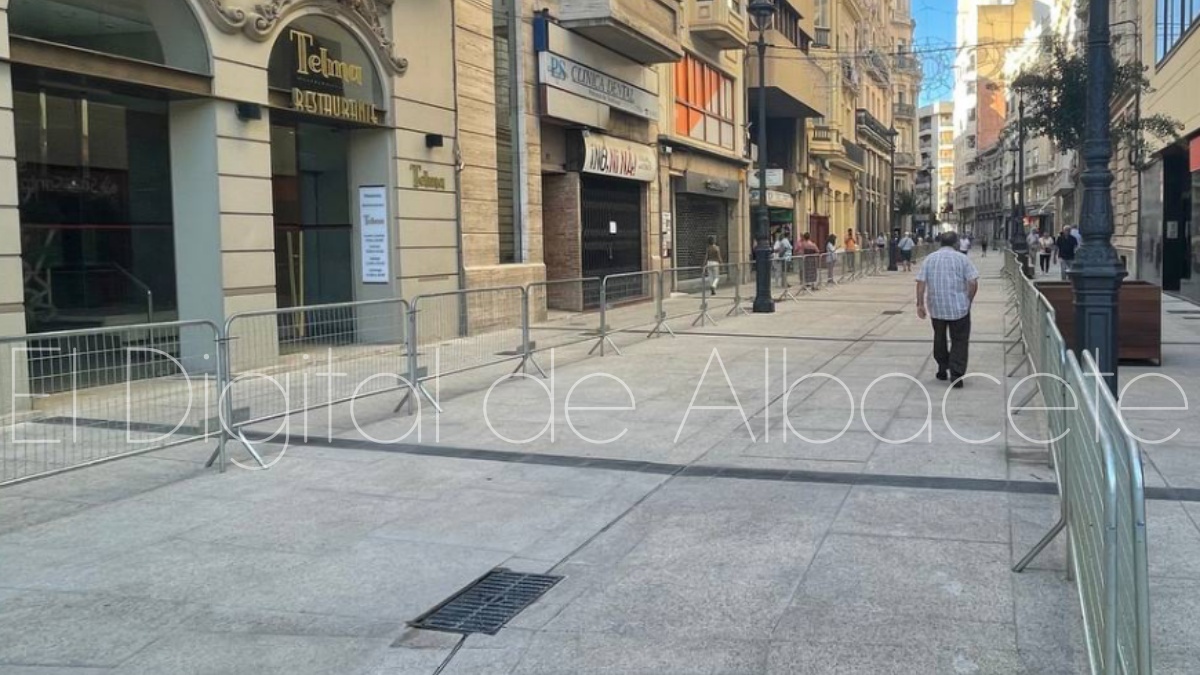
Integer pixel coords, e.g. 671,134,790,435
3,252,1200,674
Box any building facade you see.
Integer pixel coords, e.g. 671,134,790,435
1136,0,1200,300
952,0,1043,236
5,0,460,346
916,101,955,232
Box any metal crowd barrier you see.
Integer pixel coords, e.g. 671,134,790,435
3,247,899,484
1,320,222,486
215,298,412,470
526,277,602,354
1008,250,1152,675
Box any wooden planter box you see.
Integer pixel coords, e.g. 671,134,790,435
1034,280,1162,365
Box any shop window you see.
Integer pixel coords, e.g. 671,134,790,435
9,0,210,75
674,55,736,151
17,84,175,332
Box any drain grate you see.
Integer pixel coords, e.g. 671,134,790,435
881,310,904,315
410,568,562,635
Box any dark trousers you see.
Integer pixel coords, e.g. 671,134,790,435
1039,253,1051,273
932,314,971,376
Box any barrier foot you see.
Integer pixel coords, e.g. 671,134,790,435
647,317,676,339
589,335,622,357
416,382,443,414
1011,386,1038,414
776,288,799,303
1005,339,1025,356
1005,323,1020,338
726,303,750,317
516,352,548,379
1013,517,1065,573
1006,355,1030,378
205,441,222,470
394,389,413,414
691,310,718,327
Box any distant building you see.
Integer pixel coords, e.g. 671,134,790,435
916,101,954,233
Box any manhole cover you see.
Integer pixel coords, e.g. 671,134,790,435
881,310,904,315
410,568,562,635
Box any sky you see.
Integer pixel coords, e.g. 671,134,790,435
913,0,959,106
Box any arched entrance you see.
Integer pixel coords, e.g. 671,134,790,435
9,0,211,333
266,14,392,322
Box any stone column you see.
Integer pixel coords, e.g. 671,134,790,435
0,1,29,415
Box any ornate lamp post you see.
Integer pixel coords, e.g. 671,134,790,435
1008,94,1030,274
1073,0,1126,395
749,0,776,313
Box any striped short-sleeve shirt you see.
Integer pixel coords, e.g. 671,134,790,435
916,247,980,320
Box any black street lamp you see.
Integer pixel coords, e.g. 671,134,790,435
887,126,898,271
749,0,775,313
1073,0,1126,395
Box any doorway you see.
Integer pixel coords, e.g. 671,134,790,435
580,175,643,280
270,121,353,312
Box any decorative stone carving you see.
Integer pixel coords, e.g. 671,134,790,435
201,0,407,73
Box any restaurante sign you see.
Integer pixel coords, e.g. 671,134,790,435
284,27,380,125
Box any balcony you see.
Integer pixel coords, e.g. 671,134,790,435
893,102,916,119
895,152,917,169
864,50,890,84
841,139,865,168
840,57,860,91
894,54,921,74
688,0,747,49
559,0,684,64
1053,169,1076,196
814,26,831,48
747,30,827,118
855,108,893,149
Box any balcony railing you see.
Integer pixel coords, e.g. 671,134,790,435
812,126,836,143
895,152,916,168
842,139,865,166
894,102,916,119
814,27,831,48
864,50,890,84
856,108,893,148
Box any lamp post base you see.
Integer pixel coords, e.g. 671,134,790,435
751,243,775,313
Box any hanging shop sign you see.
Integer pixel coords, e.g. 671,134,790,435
359,185,389,284
582,134,657,182
746,169,784,189
269,17,385,125
750,189,795,209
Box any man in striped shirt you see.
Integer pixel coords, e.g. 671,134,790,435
916,232,980,388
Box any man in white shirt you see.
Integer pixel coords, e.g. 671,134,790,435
916,232,980,388
898,232,916,271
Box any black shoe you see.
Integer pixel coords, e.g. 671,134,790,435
936,370,948,381
951,373,965,389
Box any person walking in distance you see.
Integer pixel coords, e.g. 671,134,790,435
898,231,915,272
1037,230,1054,275
1055,226,1078,279
980,235,989,257
844,229,859,275
772,229,793,287
703,235,723,293
825,234,839,282
916,232,979,389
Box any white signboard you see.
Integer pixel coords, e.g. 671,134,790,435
539,52,657,120
747,168,784,189
582,134,657,182
749,189,795,209
359,185,389,284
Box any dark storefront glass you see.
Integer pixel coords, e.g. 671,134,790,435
17,82,174,332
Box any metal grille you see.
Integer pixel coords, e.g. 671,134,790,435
411,568,562,635
580,175,643,301
674,194,729,269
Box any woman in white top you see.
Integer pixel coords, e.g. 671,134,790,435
1038,232,1055,274
825,234,839,282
